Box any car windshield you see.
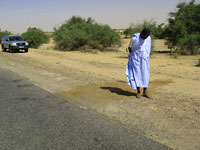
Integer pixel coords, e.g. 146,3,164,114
9,36,23,41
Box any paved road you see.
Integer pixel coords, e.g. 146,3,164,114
0,68,171,150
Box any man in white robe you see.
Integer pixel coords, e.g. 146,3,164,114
125,28,152,99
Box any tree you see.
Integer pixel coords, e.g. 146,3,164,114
123,27,134,38
0,29,12,41
123,19,166,39
153,23,167,39
21,27,50,49
165,0,200,55
53,16,121,51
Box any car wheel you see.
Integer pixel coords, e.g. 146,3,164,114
1,45,6,52
9,46,14,53
24,48,28,53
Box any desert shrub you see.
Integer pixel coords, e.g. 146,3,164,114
123,27,134,38
21,27,50,49
153,23,167,39
0,29,12,41
165,0,200,55
123,19,167,39
53,16,121,51
177,34,200,55
124,23,143,38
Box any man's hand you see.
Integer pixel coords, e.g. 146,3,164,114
128,47,132,53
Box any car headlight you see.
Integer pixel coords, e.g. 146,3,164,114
11,43,17,46
25,42,29,46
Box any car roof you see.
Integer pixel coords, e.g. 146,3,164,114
5,35,22,37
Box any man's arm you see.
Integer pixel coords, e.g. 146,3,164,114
128,36,136,53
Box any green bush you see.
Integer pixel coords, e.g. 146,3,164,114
53,16,121,51
177,34,200,55
123,23,143,38
165,0,200,55
0,29,12,41
123,27,134,38
153,23,167,39
21,27,50,49
123,19,167,39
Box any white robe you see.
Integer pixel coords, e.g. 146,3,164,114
125,33,151,89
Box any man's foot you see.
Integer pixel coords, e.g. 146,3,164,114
143,92,152,99
136,92,142,98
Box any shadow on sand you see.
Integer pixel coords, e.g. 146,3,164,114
101,87,136,96
154,50,171,54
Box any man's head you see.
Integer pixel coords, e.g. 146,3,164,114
140,28,150,40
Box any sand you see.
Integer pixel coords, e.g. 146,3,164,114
0,38,199,150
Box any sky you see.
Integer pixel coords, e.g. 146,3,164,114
0,0,199,33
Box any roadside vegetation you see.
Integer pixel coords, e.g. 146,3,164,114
0,29,12,41
124,0,200,55
1,1,199,56
123,19,166,39
165,0,200,55
21,27,50,49
53,16,121,51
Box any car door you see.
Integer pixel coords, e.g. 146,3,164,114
1,36,5,47
4,37,9,48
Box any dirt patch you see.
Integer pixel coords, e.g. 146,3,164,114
55,82,136,104
55,79,174,104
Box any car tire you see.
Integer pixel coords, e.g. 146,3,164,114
9,46,14,53
1,45,6,52
24,48,28,53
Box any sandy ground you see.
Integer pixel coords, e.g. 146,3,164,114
0,39,200,150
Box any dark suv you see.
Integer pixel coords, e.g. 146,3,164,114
1,35,29,53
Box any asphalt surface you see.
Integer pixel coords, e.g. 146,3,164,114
0,68,172,150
